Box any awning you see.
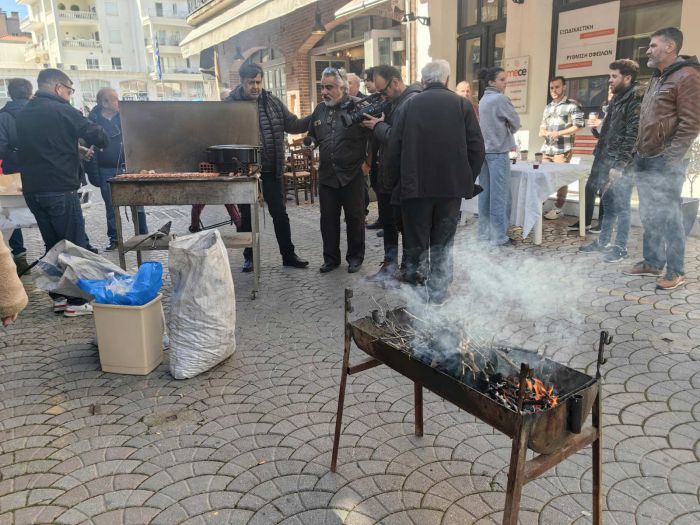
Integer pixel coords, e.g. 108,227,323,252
334,0,389,19
180,0,316,58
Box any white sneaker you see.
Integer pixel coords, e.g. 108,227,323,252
53,298,68,313
544,208,563,220
64,303,93,317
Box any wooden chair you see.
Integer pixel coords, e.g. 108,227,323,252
284,146,314,205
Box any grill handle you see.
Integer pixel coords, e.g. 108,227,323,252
568,394,584,434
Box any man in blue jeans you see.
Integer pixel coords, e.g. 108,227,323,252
578,59,642,262
87,87,147,251
17,69,108,316
622,28,700,290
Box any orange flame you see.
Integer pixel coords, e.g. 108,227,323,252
525,376,558,407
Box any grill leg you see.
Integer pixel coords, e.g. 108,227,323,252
131,206,142,267
414,382,423,437
331,289,353,472
114,205,126,270
592,386,603,524
503,419,532,525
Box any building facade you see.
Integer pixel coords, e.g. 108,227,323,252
17,0,216,110
180,0,698,199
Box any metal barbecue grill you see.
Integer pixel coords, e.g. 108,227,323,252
331,289,609,525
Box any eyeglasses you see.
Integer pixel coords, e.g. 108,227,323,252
59,83,75,95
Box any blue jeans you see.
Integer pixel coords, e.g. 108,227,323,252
24,191,89,251
634,155,686,277
478,153,512,245
99,168,147,243
598,173,633,249
9,229,25,257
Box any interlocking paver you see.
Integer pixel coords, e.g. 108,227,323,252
1,194,699,523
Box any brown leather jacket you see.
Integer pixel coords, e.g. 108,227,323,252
636,55,700,164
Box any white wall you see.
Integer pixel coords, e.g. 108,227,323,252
414,0,458,87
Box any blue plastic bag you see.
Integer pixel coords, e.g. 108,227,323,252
78,262,163,306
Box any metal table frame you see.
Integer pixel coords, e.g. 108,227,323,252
110,175,261,298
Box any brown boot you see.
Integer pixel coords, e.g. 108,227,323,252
656,275,685,290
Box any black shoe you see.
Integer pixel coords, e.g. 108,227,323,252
320,262,339,273
366,220,382,230
242,258,254,272
376,229,384,238
87,245,99,254
105,241,118,251
568,222,591,231
578,242,603,253
282,254,309,268
347,260,363,273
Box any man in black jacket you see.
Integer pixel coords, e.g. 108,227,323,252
86,88,148,251
361,65,422,283
17,69,108,317
228,62,310,272
308,67,368,274
578,59,642,262
390,60,485,304
0,78,32,271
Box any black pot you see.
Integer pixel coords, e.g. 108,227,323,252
206,145,261,174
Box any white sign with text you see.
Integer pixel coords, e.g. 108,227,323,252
504,56,529,113
555,1,620,78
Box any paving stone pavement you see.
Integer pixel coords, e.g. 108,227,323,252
1,192,699,524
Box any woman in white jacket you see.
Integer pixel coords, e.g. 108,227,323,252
477,67,521,245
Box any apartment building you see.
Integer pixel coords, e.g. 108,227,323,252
17,0,215,109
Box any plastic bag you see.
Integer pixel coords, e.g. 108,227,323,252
78,262,163,306
168,230,236,379
34,240,128,300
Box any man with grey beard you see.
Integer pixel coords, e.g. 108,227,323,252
307,67,368,274
623,27,700,290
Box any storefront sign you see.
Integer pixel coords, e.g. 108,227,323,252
555,1,620,78
505,56,529,113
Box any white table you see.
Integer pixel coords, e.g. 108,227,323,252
509,161,591,244
0,193,36,247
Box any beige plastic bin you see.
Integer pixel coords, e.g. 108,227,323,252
93,294,164,374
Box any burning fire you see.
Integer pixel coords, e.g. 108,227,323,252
526,377,559,407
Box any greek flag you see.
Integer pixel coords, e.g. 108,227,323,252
154,36,162,81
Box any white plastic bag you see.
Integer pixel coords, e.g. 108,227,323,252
168,230,236,379
34,240,128,300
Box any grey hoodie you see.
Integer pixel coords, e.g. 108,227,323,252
478,87,521,153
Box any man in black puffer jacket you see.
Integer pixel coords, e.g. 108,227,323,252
227,63,311,271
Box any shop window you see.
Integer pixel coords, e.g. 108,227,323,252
81,79,110,103
459,0,506,29
111,57,122,70
553,0,682,111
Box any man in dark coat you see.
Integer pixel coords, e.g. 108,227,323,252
86,87,148,251
361,64,422,282
307,67,368,274
389,60,485,304
228,62,310,272
16,69,108,317
0,78,32,272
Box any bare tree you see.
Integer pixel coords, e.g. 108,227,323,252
687,137,700,198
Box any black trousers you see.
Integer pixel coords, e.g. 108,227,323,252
377,191,399,263
584,177,605,227
319,175,366,265
240,173,295,260
401,197,461,298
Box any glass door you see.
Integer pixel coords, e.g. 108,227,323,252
457,21,505,97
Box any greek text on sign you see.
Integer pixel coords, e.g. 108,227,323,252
504,56,529,113
555,1,620,79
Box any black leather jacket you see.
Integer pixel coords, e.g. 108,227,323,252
308,96,369,188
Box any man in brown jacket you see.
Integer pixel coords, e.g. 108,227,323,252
623,27,700,290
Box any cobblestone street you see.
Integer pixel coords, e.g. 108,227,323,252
1,193,699,524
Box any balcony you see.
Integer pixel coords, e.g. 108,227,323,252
62,38,102,49
24,42,50,63
142,8,190,27
20,15,43,32
145,37,182,54
150,67,202,81
57,10,98,25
